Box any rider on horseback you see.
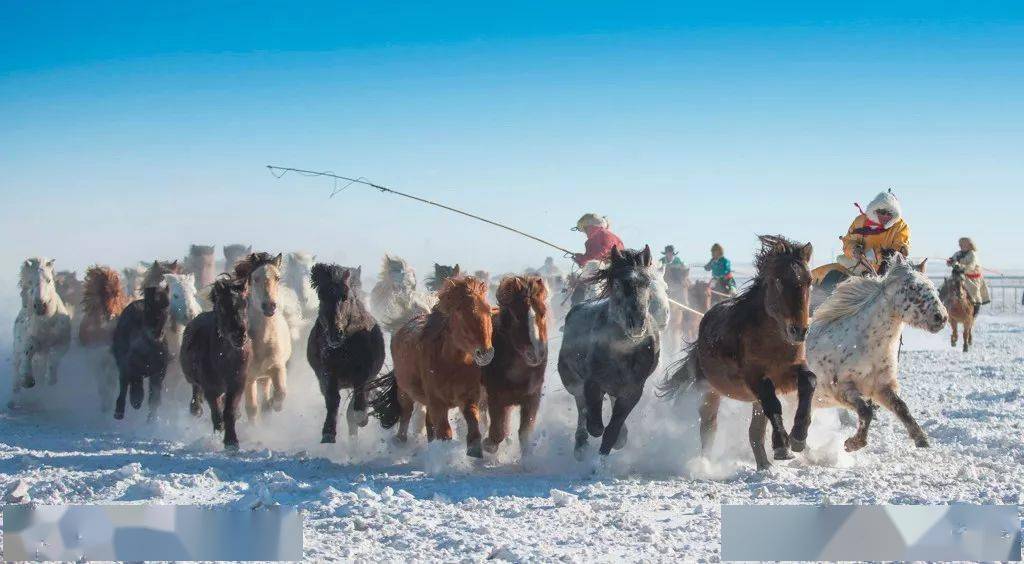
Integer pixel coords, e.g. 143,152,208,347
572,213,624,266
837,190,911,274
704,243,736,295
947,237,990,316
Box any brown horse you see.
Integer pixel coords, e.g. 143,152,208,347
54,271,84,319
940,264,975,352
682,280,712,344
371,276,495,457
660,235,815,471
184,244,216,291
79,266,129,412
142,260,183,289
481,275,549,457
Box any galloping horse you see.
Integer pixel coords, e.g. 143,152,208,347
940,263,975,352
371,276,495,457
181,276,251,450
223,244,251,273
111,284,171,421
663,263,690,351
12,258,72,403
660,236,815,471
232,252,293,419
184,244,217,291
122,263,148,299
807,254,946,450
79,266,129,412
559,246,667,459
283,251,318,317
682,280,712,343
54,271,83,320
482,275,549,457
163,273,203,386
369,254,434,332
142,260,183,289
425,263,461,293
307,263,385,442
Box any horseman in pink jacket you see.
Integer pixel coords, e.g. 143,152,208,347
572,213,624,267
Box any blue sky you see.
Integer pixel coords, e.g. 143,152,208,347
2,1,1023,294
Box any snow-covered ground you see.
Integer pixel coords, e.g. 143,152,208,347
1,314,1021,561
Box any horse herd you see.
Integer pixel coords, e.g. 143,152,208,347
13,235,953,469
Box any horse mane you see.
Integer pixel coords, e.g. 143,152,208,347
189,244,215,256
142,260,182,288
814,260,913,324
82,266,128,317
580,248,653,299
422,276,488,341
210,275,248,307
310,263,350,294
232,252,279,280
496,275,548,307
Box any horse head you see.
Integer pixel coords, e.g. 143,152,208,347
437,276,494,366
428,263,461,292
164,273,203,326
890,254,948,333
598,245,656,341
83,265,127,320
142,284,171,341
496,275,549,367
756,235,814,344
211,276,249,348
235,252,283,317
21,257,58,315
223,244,252,271
689,280,713,313
186,244,217,288
54,270,83,308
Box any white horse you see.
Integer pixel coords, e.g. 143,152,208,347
806,255,947,452
283,251,318,318
369,254,435,332
12,258,72,403
122,262,148,299
235,253,294,419
164,273,203,387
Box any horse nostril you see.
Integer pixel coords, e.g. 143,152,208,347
934,313,945,323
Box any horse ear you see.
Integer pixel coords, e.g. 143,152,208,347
641,245,653,267
273,253,283,268
800,243,813,263
453,264,461,277
610,246,623,262
45,259,55,269
915,258,928,273
341,269,351,281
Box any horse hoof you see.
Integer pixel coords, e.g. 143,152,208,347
224,442,239,452
773,446,794,460
756,461,773,472
482,439,500,454
321,433,336,444
113,410,125,420
586,421,605,438
790,437,806,453
467,444,483,458
612,426,628,450
914,436,930,448
844,436,867,452
23,378,35,389
573,445,587,461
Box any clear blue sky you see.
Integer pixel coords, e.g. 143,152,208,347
2,1,1023,298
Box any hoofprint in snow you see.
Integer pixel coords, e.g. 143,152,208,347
1,316,1021,561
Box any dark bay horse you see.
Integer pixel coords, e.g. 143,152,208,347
481,275,549,457
307,263,385,443
559,246,662,459
660,235,815,470
111,285,171,420
371,276,494,457
425,263,461,292
180,277,251,450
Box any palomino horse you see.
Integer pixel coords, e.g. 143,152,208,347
111,285,171,420
482,275,549,457
426,263,461,292
307,263,385,442
560,246,668,459
371,276,495,457
223,244,251,273
54,271,83,319
181,276,251,450
807,254,946,450
940,264,975,352
12,258,72,402
184,244,217,291
232,252,293,419
660,236,815,471
163,273,203,387
284,251,318,317
369,254,434,332
79,266,129,412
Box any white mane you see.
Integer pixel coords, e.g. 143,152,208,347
812,261,913,325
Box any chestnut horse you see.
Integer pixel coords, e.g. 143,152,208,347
371,276,495,457
940,264,975,352
660,235,816,471
481,275,549,457
79,266,129,412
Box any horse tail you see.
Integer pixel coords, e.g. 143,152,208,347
367,370,401,429
657,345,704,400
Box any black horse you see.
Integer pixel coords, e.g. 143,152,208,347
180,277,251,450
111,285,171,421
308,263,386,443
558,246,662,458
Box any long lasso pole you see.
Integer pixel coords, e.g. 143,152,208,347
266,165,706,317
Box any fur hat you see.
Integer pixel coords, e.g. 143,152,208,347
574,213,609,231
865,191,902,229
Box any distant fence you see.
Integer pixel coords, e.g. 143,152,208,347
928,275,1023,314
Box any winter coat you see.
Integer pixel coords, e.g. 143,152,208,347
839,192,911,271
574,226,624,266
949,249,990,304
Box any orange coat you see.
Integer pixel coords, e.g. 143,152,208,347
841,215,911,270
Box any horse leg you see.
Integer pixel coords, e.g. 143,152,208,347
789,364,818,453
222,382,243,450
698,390,722,456
950,319,958,347
584,380,605,437
18,346,35,389
189,385,204,417
877,386,929,448
599,392,640,455
571,391,590,460
114,370,129,420
244,375,260,422
461,401,484,458
147,367,167,422
754,378,792,460
205,389,224,432
963,318,973,352
749,403,771,471
259,376,273,414
517,394,541,459
346,383,369,435
483,400,511,454
840,388,874,451
427,400,453,441
268,362,287,412
394,391,415,443
321,375,340,443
